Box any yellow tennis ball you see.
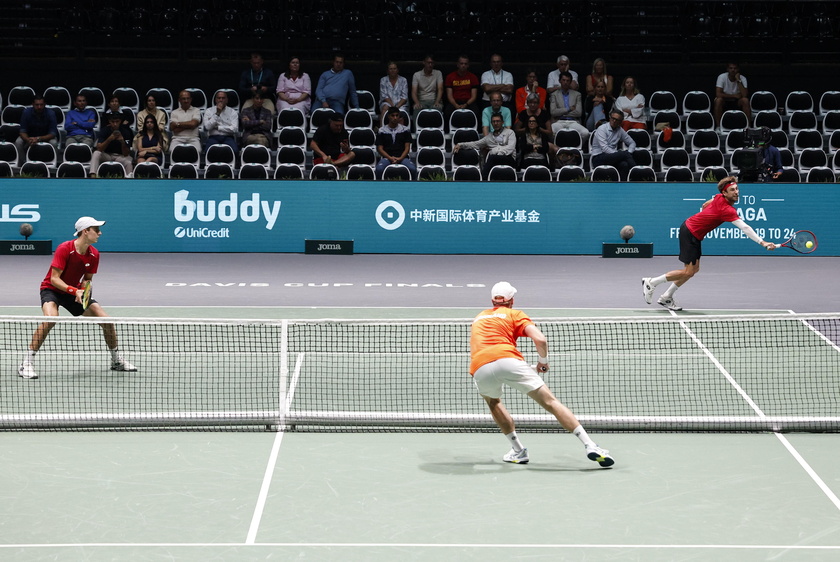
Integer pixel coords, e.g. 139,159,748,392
806,241,813,248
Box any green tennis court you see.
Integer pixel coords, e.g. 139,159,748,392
2,305,840,560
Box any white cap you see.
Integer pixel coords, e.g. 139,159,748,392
74,216,105,236
491,281,517,301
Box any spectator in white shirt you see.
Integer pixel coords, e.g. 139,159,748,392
454,113,516,177
203,90,239,153
547,55,580,94
169,90,202,154
590,110,637,180
481,53,514,112
613,76,647,130
713,62,750,129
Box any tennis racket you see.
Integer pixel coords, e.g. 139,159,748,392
776,230,817,254
81,282,92,310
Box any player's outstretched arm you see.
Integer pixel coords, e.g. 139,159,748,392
524,324,549,373
732,219,775,250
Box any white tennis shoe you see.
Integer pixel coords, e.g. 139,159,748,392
657,296,683,311
503,448,529,464
111,357,138,372
641,277,655,304
585,444,615,467
17,362,38,379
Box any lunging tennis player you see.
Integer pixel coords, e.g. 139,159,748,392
470,281,614,467
642,176,776,311
18,216,136,379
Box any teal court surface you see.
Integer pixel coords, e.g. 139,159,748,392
2,304,840,561
2,254,840,560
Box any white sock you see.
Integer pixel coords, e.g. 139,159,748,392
505,431,524,452
22,349,36,364
109,348,120,361
662,283,679,298
651,274,668,286
572,425,596,448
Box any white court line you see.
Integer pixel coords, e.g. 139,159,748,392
1,542,839,551
677,320,840,513
245,352,305,544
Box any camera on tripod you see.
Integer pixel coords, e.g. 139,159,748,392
737,127,772,181
744,126,771,149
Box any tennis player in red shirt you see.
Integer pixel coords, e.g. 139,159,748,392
18,216,136,379
470,281,614,467
642,176,776,311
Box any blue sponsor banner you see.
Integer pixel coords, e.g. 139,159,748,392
0,179,836,255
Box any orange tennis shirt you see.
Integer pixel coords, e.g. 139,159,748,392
469,306,534,375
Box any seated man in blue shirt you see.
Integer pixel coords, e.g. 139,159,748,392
15,96,59,164
481,92,512,137
590,110,636,180
64,94,98,147
314,54,358,114
375,106,416,179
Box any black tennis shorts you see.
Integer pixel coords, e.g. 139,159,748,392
678,221,702,265
40,288,97,316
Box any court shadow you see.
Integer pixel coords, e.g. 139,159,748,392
418,460,608,475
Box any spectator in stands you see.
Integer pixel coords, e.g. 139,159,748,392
375,106,415,179
239,52,277,115
411,54,443,112
613,76,646,130
16,95,58,163
547,55,579,95
64,94,98,147
444,54,480,121
480,53,514,112
454,113,516,178
169,90,202,155
517,114,555,170
514,93,553,138
90,111,133,177
549,72,589,146
133,115,165,165
515,69,547,114
136,94,167,132
590,110,636,180
379,61,409,125
310,113,355,169
105,95,132,128
481,92,512,137
203,90,239,153
713,62,750,129
757,126,782,182
585,58,614,96
275,56,311,114
240,93,272,148
584,79,614,131
314,53,358,114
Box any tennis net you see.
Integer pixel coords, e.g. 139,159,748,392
1,314,839,432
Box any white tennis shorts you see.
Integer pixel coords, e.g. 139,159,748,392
472,357,546,399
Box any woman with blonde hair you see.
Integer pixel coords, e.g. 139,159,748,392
613,76,647,130
585,58,614,96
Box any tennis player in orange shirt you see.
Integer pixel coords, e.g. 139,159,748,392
470,281,614,467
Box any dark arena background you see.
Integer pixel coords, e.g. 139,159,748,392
3,0,840,112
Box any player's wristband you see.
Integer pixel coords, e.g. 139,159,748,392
538,355,548,364
66,286,77,295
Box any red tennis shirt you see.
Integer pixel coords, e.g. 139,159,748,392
40,239,99,291
684,193,740,240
